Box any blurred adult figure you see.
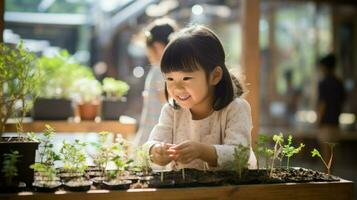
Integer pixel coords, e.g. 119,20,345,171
133,18,178,146
317,53,345,161
284,70,301,126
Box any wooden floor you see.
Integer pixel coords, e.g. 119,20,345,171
0,180,353,200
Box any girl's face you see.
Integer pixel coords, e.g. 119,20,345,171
164,67,220,117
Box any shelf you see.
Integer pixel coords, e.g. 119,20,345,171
4,117,137,138
0,180,353,200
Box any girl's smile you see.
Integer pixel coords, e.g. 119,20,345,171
164,67,217,119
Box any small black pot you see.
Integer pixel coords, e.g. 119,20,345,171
0,182,26,193
101,99,126,120
102,179,132,190
63,178,92,192
33,98,73,120
0,138,39,188
148,179,175,188
32,181,62,193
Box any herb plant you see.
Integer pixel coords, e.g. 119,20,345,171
282,135,305,169
2,151,21,185
30,125,60,181
232,144,250,179
59,139,88,176
269,133,284,177
311,143,336,175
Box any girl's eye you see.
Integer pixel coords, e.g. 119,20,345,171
183,77,192,81
166,77,174,81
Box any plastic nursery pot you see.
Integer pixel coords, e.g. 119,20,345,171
0,182,26,193
102,179,132,190
174,177,199,188
63,178,92,192
91,176,106,188
32,180,62,193
148,179,175,188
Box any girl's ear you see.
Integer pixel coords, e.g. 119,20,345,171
210,66,223,85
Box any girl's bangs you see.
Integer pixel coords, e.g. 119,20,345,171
161,40,200,73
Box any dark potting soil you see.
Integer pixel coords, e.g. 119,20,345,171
63,178,92,192
102,179,132,190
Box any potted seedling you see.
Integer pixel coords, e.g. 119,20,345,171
102,136,132,190
33,50,92,120
311,143,336,176
0,42,41,187
0,151,24,192
101,77,130,120
73,77,102,120
89,131,114,187
30,125,61,192
59,139,92,192
233,144,250,180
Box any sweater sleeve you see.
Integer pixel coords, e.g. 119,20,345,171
142,103,174,158
213,98,255,169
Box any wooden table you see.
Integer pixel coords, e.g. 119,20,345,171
4,117,137,139
0,180,353,200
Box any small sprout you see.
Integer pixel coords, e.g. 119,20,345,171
269,133,284,177
2,151,21,185
282,135,305,169
311,143,336,176
253,134,270,169
233,144,250,179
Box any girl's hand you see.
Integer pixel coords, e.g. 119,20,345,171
168,141,203,164
150,142,173,166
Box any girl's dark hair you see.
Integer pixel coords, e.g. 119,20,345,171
145,18,178,46
161,25,244,110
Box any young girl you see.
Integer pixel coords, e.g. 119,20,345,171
144,25,256,170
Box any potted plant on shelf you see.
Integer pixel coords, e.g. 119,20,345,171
101,77,130,120
73,77,102,120
0,42,41,188
34,50,93,120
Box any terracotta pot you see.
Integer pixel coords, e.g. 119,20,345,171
78,101,100,120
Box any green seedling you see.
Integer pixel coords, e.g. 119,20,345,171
233,144,250,179
2,151,21,185
254,134,270,169
311,143,336,176
269,133,284,177
30,125,60,181
60,139,88,176
282,135,305,169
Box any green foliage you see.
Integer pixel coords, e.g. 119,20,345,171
102,77,130,100
110,135,132,177
30,125,60,180
72,77,102,103
282,135,305,169
253,134,271,169
2,150,21,185
0,42,41,135
269,133,284,177
311,143,336,175
59,139,88,176
36,50,94,99
131,145,151,175
232,144,250,179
